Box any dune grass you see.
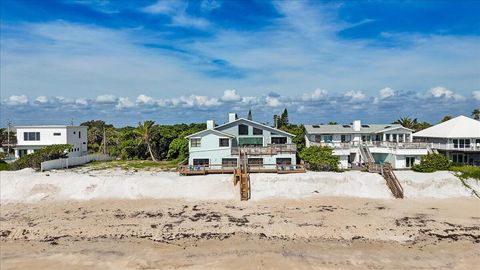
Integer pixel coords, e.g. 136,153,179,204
450,165,480,198
88,159,181,171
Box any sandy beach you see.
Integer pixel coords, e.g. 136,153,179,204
1,169,479,269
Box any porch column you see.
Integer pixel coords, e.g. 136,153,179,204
383,133,386,142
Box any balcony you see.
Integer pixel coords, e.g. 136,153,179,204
231,144,297,155
310,141,429,150
427,142,480,152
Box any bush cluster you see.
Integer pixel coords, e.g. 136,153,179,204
412,153,450,172
299,146,339,172
9,144,71,171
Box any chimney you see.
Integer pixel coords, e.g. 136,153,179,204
207,120,215,129
353,120,361,132
228,113,237,123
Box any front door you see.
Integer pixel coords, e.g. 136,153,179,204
406,157,415,168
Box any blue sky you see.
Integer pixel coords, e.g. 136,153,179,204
1,0,479,126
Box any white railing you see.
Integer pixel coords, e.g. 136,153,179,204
40,154,113,171
428,143,480,151
310,141,428,150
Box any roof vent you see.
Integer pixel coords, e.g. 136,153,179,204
384,125,391,129
361,125,370,128
343,125,351,128
312,125,320,128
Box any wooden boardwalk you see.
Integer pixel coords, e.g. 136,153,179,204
367,162,404,199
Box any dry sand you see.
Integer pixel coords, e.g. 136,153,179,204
1,169,479,269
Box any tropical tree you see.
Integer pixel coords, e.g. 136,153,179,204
393,117,418,130
472,109,480,120
134,120,158,161
327,121,338,125
440,115,452,123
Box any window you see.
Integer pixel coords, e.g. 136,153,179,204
386,134,391,141
191,138,201,147
253,127,263,135
322,135,333,143
248,158,263,165
239,137,263,146
24,132,40,141
79,131,81,139
222,158,237,167
219,138,230,147
341,134,351,142
53,132,61,136
193,159,209,166
465,139,470,148
238,124,249,135
276,158,291,165
392,134,397,141
271,137,287,144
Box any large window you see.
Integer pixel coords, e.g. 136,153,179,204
191,138,201,147
239,137,263,146
271,137,287,144
238,124,249,135
453,139,470,149
193,159,209,166
341,134,352,142
219,138,229,147
322,135,333,143
276,158,292,165
222,158,237,167
248,158,263,165
24,132,40,141
253,127,263,135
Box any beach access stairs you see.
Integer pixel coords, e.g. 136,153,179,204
233,148,250,201
359,143,375,164
367,162,404,199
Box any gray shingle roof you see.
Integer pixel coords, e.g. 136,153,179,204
304,124,405,134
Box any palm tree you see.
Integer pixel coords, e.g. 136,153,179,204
392,117,418,130
135,120,157,161
472,109,480,120
440,115,452,123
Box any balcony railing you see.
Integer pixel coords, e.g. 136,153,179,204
231,143,297,155
428,143,480,151
310,141,428,149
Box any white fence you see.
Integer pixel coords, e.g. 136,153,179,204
41,154,113,171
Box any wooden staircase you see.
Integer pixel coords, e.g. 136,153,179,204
359,143,375,164
233,148,250,201
367,162,404,199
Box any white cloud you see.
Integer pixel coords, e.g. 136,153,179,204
472,90,480,101
55,96,75,104
116,97,135,109
200,0,221,12
141,1,183,14
35,96,49,103
302,89,327,101
141,1,209,28
95,94,117,103
136,94,155,105
75,98,88,106
221,89,241,101
379,87,395,99
265,96,281,107
429,86,465,101
344,90,366,101
173,95,221,108
5,95,28,105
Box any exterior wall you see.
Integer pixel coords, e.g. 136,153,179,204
219,124,292,146
188,133,232,165
14,126,88,159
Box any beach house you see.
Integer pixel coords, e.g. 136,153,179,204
413,115,480,165
304,120,428,169
181,113,301,174
13,125,88,159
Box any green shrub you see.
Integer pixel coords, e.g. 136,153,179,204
300,146,339,171
0,161,9,171
412,153,450,172
9,144,72,171
450,165,480,198
167,138,188,160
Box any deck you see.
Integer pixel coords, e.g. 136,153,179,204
178,164,305,175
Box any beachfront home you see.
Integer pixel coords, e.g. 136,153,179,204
304,120,428,169
14,125,88,159
413,115,480,165
182,113,300,174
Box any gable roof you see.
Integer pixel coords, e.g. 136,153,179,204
185,129,236,139
413,115,480,138
304,123,406,134
214,118,294,137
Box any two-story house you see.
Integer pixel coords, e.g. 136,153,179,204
14,125,88,159
305,120,428,169
183,113,298,174
413,115,480,165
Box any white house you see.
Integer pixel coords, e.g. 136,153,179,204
413,115,480,165
305,120,428,169
14,125,88,159
184,113,298,172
